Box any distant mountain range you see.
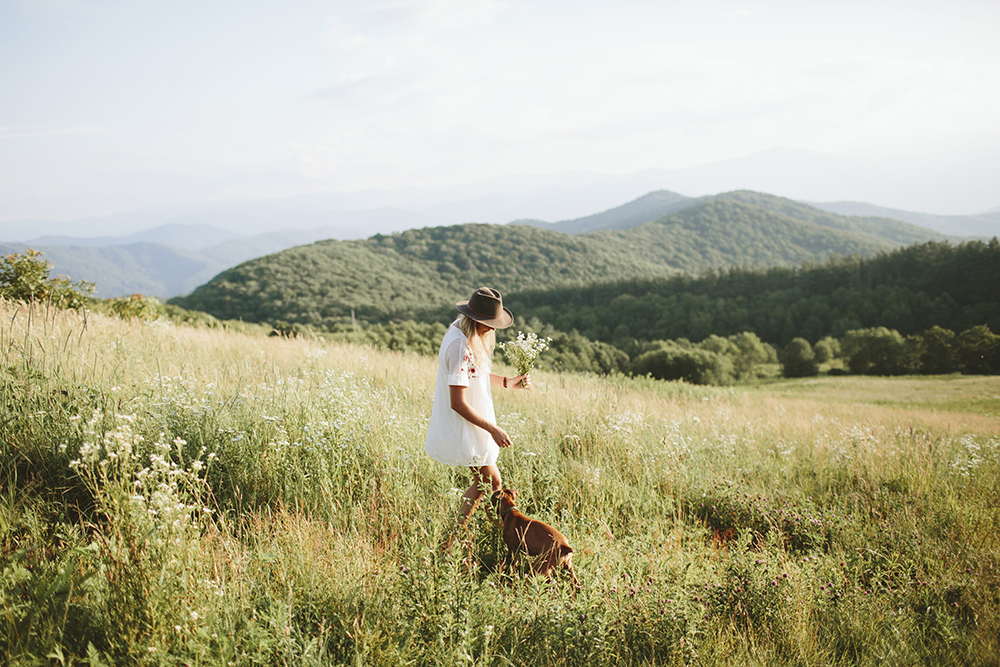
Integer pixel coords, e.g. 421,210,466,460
6,147,999,241
169,191,957,329
2,187,986,300
513,190,959,246
1,231,332,299
27,224,243,250
0,224,420,298
805,201,1000,238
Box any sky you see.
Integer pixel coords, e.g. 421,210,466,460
1,0,999,222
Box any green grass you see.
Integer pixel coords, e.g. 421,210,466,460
757,374,1000,416
2,298,999,665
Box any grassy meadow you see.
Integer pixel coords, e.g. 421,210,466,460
2,298,999,666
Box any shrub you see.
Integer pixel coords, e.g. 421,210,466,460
270,320,310,338
629,341,734,385
0,249,94,308
106,294,164,320
357,320,447,355
841,327,912,376
696,332,772,380
955,325,1000,375
813,336,841,364
915,326,959,374
782,338,818,377
162,303,220,327
588,339,631,375
731,332,774,379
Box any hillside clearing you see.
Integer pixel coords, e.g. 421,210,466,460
2,300,998,665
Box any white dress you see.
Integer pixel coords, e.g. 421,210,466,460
424,323,499,467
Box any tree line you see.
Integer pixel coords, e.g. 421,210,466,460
318,318,999,385
504,239,1000,347
6,240,998,386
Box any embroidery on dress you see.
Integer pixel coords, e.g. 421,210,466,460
462,349,479,378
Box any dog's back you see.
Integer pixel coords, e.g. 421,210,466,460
492,489,580,589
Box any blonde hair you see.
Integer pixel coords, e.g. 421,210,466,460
455,314,495,373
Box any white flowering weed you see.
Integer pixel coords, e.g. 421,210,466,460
499,331,552,376
66,411,214,546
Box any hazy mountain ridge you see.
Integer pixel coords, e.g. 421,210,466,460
0,242,223,298
807,201,1000,238
3,206,426,246
7,189,971,300
6,147,998,236
26,224,243,251
511,190,695,234
590,198,901,274
169,195,925,329
2,225,418,299
715,191,955,246
515,189,953,245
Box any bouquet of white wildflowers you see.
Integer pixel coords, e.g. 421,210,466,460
498,331,552,377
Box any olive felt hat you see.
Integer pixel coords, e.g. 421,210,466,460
455,287,514,329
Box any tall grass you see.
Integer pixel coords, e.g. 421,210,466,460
2,297,999,665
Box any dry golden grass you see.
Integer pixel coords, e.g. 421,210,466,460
3,298,999,666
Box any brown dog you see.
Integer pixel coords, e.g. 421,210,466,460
490,488,580,589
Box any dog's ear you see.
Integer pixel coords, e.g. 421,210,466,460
490,489,502,506
509,488,519,501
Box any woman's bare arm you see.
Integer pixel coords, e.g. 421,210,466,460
449,385,512,447
488,373,530,389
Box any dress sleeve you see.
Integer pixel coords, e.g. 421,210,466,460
444,335,472,387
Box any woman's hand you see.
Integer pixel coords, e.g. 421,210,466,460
490,372,531,390
450,385,513,447
489,424,513,448
511,373,530,390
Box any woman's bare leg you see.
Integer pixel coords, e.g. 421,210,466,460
441,465,502,553
458,465,502,523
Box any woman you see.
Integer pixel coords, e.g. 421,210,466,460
424,287,530,531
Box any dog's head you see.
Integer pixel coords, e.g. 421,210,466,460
490,488,519,512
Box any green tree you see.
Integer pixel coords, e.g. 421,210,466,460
589,340,630,375
917,326,958,374
0,249,94,308
731,332,772,379
841,327,912,376
781,338,818,378
699,334,737,357
813,336,841,363
629,341,734,385
955,325,1000,375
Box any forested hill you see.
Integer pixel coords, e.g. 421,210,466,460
516,189,953,244
713,191,951,246
510,190,694,234
505,239,1000,347
588,199,898,275
170,195,938,330
169,223,680,325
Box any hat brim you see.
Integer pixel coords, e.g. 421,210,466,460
455,302,514,329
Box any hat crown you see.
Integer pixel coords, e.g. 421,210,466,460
467,287,503,318
455,286,514,329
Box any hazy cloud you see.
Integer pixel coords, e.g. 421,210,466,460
1,0,998,220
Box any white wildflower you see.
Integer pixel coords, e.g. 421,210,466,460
498,331,552,376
